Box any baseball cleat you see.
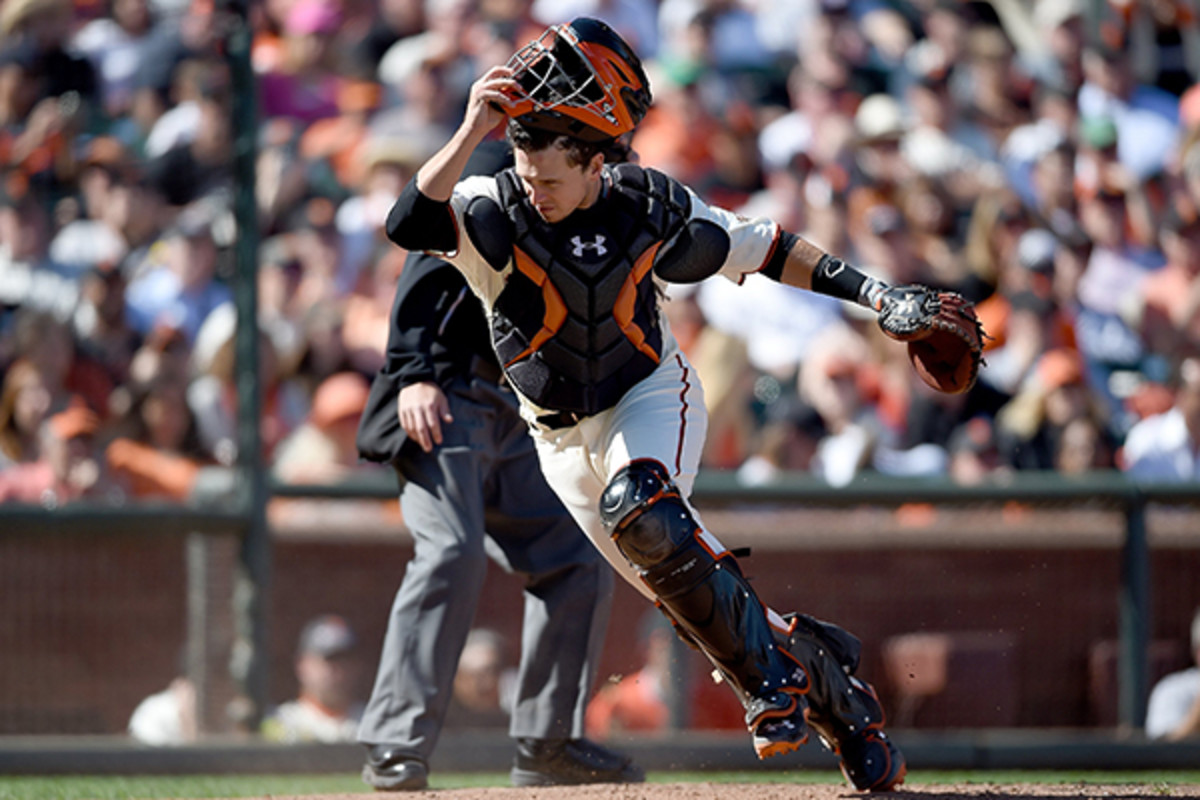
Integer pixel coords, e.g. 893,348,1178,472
838,729,906,792
747,690,809,759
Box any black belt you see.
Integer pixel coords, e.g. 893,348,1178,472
468,355,503,385
536,410,588,429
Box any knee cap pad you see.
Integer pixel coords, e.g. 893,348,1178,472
600,460,696,568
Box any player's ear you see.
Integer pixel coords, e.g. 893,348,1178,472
586,152,604,178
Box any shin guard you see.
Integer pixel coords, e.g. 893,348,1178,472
600,461,808,754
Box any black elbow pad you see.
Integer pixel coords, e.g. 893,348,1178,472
463,196,512,272
653,219,730,283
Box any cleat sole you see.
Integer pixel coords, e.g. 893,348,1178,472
754,733,808,760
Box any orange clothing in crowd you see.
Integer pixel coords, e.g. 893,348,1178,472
105,439,202,500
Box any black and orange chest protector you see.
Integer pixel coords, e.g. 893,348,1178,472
469,164,693,415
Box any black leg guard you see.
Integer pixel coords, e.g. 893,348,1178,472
600,461,808,757
777,613,906,791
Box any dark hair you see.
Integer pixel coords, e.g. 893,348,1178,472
505,118,609,167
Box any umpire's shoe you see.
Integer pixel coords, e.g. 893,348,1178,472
511,737,644,786
361,745,429,791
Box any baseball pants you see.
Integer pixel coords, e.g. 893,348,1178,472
357,376,613,760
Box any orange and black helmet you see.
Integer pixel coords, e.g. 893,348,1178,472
505,17,652,142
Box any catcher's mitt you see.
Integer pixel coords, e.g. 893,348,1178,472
875,285,985,395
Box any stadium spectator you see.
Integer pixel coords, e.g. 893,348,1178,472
1145,606,1200,741
187,301,305,466
736,399,827,487
257,0,347,124
0,359,53,467
105,374,209,500
799,326,887,486
901,40,1003,204
1121,357,1200,481
975,228,1078,396
9,310,113,421
996,347,1113,471
0,0,98,126
262,614,365,744
1135,198,1200,363
128,673,198,746
143,85,234,206
1055,414,1115,474
73,261,142,390
0,400,109,503
273,370,371,484
442,628,513,731
123,208,231,345
70,0,184,120
143,58,230,160
946,415,1006,486
1077,42,1180,182
47,137,134,279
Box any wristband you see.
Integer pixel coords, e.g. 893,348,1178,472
811,254,889,310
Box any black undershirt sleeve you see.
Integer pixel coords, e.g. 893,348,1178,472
385,179,459,254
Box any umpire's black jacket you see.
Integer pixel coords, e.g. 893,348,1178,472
355,250,499,464
356,140,513,464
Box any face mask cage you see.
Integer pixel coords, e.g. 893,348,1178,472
505,25,620,129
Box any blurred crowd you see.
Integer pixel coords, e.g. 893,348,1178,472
3,0,1200,505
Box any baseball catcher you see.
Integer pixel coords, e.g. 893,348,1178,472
382,16,990,792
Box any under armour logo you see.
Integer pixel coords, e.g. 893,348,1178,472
571,234,607,258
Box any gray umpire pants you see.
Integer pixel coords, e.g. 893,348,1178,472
356,375,613,762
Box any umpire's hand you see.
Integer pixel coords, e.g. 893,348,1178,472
398,382,454,453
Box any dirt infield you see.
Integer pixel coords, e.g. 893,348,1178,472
255,782,1200,800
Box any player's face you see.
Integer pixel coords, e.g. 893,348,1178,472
514,146,603,223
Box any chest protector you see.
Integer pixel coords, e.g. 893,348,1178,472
489,163,692,415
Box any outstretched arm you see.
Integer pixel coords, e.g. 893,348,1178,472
768,231,888,311
768,231,985,395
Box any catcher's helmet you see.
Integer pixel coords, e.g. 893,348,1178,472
504,17,652,142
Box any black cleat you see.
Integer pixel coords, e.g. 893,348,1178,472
361,745,429,791
510,737,645,786
838,729,906,792
747,690,809,759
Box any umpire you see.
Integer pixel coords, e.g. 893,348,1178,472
354,143,642,790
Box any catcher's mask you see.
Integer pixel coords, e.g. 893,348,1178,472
504,17,651,142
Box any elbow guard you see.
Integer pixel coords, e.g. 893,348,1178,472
653,219,730,284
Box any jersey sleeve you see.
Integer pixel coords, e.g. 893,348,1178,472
684,188,782,285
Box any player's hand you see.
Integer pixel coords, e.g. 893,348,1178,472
398,382,453,453
464,65,518,136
